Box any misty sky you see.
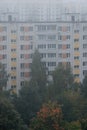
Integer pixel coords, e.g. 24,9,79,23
0,0,86,3
0,0,87,9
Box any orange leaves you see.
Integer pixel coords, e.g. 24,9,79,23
30,101,64,130
37,101,62,121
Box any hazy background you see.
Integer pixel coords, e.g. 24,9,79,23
0,0,87,3
0,0,87,21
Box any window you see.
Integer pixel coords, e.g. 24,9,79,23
74,74,79,77
20,63,32,69
0,46,3,50
11,49,16,52
20,72,24,77
20,45,24,50
11,85,16,89
24,36,29,41
3,45,7,49
83,35,87,40
74,65,79,68
59,53,62,58
48,53,56,58
83,53,87,57
62,53,70,58
38,44,46,49
20,36,24,41
29,54,32,58
48,62,56,67
3,54,7,59
0,26,7,32
11,76,16,80
83,62,87,66
25,72,29,77
74,48,79,51
58,35,70,40
74,39,79,42
58,26,70,32
3,26,7,31
20,63,24,69
29,26,33,31
11,39,16,42
29,36,33,40
25,63,29,68
38,35,46,40
11,30,16,33
11,58,16,61
47,25,56,30
83,44,87,48
66,53,70,57
58,35,62,40
66,44,70,49
41,53,46,58
83,26,87,31
66,26,70,31
42,62,46,67
2,36,7,41
83,70,87,76
29,63,32,68
37,25,46,31
48,44,56,49
20,26,24,31
29,45,33,49
58,44,62,49
48,35,56,40
20,54,24,59
67,62,71,66
24,54,29,59
74,30,79,33
58,26,62,31
41,25,46,31
20,81,25,86
67,35,70,40
3,64,7,69
11,67,16,70
58,62,71,66
20,45,30,50
74,56,79,59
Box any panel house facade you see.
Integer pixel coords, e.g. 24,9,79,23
0,14,87,92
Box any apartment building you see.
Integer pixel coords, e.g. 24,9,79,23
0,13,87,92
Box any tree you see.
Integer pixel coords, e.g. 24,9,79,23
30,49,47,96
64,121,81,130
12,50,48,126
52,65,74,93
0,96,27,130
81,75,87,97
13,85,42,126
62,89,87,121
47,81,86,122
30,101,64,130
0,63,9,91
80,119,87,130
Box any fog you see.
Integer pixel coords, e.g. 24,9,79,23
0,0,87,21
0,0,87,7
0,0,87,4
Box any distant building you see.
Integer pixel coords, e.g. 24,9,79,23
0,0,87,21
